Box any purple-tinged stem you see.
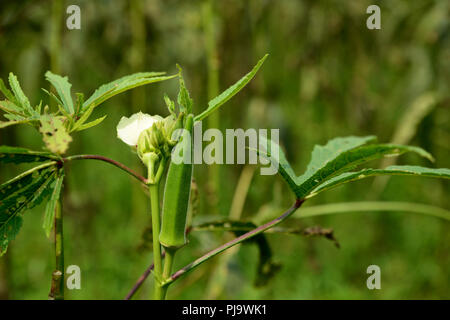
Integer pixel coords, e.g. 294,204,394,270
63,154,147,184
164,198,304,286
125,199,304,298
124,251,166,300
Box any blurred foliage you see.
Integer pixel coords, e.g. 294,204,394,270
0,0,448,299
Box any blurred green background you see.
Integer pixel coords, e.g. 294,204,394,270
0,0,448,299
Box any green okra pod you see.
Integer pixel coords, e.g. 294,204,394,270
159,114,194,249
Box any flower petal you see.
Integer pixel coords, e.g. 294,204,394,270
117,112,163,146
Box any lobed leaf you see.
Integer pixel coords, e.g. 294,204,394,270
0,146,59,164
0,119,35,129
0,78,17,103
258,135,439,199
71,103,95,132
8,73,35,116
0,163,58,255
256,135,298,194
45,71,75,114
164,94,175,114
176,65,193,114
0,99,41,129
3,114,24,121
308,165,450,198
74,93,84,116
82,72,175,111
295,136,376,186
0,99,24,119
75,115,107,132
294,142,433,198
43,170,64,237
195,54,268,121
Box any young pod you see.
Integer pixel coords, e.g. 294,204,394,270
159,114,194,249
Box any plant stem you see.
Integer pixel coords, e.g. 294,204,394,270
161,248,176,299
149,183,164,300
125,198,302,297
49,200,64,300
126,198,450,295
63,154,147,184
147,155,167,299
162,198,304,287
124,251,166,300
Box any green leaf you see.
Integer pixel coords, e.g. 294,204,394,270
256,135,300,194
41,88,70,118
70,103,95,132
0,99,24,118
294,141,433,198
75,114,107,131
43,170,64,237
0,79,37,125
0,119,35,129
0,146,59,164
35,101,42,114
0,78,18,104
8,73,34,116
39,115,72,154
0,99,40,128
308,165,450,198
295,136,376,185
258,135,377,196
0,163,57,255
259,136,436,198
82,72,176,111
176,65,193,114
164,94,175,114
45,71,74,114
195,54,268,121
3,114,24,121
74,93,84,115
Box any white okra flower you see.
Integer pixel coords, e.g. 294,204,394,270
116,112,163,147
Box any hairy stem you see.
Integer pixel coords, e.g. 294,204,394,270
162,198,304,287
149,183,163,300
49,200,64,300
125,198,304,298
161,249,176,299
124,251,166,300
124,199,304,296
63,155,147,184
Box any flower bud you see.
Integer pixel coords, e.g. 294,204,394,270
149,123,166,151
137,128,156,158
163,113,184,146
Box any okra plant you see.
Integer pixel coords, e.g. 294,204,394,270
1,54,449,300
